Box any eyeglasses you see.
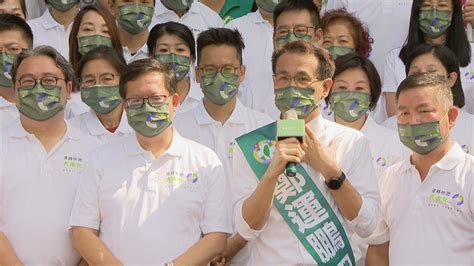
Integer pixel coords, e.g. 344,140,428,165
275,25,315,39
125,95,170,109
0,46,26,55
198,65,240,78
80,73,119,87
17,76,65,90
274,73,319,87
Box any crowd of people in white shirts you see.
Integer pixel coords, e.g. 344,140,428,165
0,0,472,265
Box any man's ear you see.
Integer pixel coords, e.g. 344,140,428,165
313,28,324,46
239,65,246,83
447,72,457,88
320,78,333,99
447,105,458,130
195,66,202,84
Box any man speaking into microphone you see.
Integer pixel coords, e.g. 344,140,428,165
231,41,380,265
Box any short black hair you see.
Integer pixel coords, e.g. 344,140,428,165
399,0,470,67
326,53,381,111
0,13,32,47
272,40,335,80
273,0,321,30
405,43,465,108
147,22,196,61
396,72,453,112
119,58,177,99
196,27,245,65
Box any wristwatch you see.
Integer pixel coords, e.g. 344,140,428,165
325,171,346,190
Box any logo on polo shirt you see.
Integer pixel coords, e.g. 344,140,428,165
375,156,388,168
428,188,465,212
62,156,83,174
228,142,236,160
165,170,200,190
461,144,470,154
463,71,474,80
253,139,276,164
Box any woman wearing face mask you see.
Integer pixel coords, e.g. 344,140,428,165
321,9,373,60
65,4,123,119
147,22,203,114
326,52,407,179
68,46,132,143
381,0,473,121
382,43,473,154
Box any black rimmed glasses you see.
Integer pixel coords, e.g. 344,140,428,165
17,75,65,90
198,65,240,78
275,25,315,39
125,95,170,109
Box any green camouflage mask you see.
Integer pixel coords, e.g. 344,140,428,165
81,85,121,114
162,0,193,11
18,84,63,121
48,0,78,11
276,33,311,48
398,121,446,154
78,35,113,56
127,101,172,137
330,91,370,122
256,0,282,13
274,87,316,119
117,4,153,35
327,46,354,60
155,53,190,81
0,53,16,88
200,73,240,105
419,9,452,39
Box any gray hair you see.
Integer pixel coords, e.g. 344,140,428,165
11,45,74,86
396,72,454,112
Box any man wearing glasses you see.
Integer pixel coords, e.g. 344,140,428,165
231,41,379,264
69,58,232,265
0,45,98,265
0,14,32,128
173,27,272,264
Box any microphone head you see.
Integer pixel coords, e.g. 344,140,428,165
283,109,298,120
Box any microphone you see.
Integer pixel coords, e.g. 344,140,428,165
277,109,305,177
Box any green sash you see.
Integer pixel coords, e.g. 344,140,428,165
236,122,355,265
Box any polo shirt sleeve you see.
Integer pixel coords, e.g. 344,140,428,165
366,170,392,245
231,144,266,241
69,153,101,230
343,135,381,238
382,49,399,93
200,154,233,235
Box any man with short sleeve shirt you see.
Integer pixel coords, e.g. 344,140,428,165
27,0,78,59
0,14,32,128
173,28,272,264
0,46,99,265
231,41,379,264
150,0,223,40
69,58,231,265
366,73,474,265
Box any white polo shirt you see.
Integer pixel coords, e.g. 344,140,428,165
360,115,407,178
123,43,149,64
176,79,203,115
27,8,73,60
174,99,272,181
226,11,279,118
69,130,232,264
382,109,474,155
68,109,132,143
232,115,380,264
0,120,99,265
368,143,474,265
0,96,18,128
63,92,90,120
150,1,223,40
382,45,474,116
